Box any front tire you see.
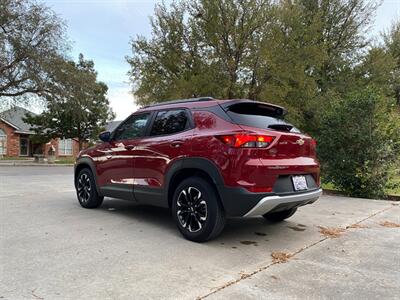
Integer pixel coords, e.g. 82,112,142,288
263,208,297,222
76,168,103,208
172,176,225,242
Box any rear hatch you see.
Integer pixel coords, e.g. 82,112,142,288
218,100,319,191
219,100,315,159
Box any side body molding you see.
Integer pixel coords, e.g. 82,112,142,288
75,156,240,214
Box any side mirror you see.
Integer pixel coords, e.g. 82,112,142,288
99,131,111,142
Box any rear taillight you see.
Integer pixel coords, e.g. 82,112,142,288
217,134,275,148
310,139,317,157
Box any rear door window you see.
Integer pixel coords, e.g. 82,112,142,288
225,102,300,133
150,109,189,136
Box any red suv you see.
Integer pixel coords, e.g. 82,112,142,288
74,98,321,242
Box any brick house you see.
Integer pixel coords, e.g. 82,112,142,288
0,107,80,158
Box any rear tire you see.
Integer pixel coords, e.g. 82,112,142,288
172,176,225,242
76,168,103,208
263,208,297,222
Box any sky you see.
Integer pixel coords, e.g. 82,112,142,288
42,0,400,121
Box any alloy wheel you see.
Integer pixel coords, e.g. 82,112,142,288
77,173,91,203
176,187,207,233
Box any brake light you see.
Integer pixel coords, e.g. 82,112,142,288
217,134,275,148
310,139,317,157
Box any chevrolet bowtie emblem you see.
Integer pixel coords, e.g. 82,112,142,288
295,139,305,145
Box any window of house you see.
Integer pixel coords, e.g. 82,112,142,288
150,110,188,136
19,137,29,156
59,138,73,155
0,129,6,155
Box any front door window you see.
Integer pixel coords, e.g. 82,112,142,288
20,137,29,156
113,113,151,141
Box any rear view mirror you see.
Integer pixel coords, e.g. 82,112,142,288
99,131,111,142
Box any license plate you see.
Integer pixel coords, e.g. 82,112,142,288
292,175,308,191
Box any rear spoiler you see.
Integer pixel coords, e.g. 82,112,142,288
219,99,287,118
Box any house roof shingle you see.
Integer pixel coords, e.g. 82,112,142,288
0,106,123,136
0,106,36,134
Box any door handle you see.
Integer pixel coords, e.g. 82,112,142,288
170,140,184,148
124,145,135,150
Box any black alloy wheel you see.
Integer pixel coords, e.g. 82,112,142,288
172,176,225,242
176,186,208,233
76,168,103,208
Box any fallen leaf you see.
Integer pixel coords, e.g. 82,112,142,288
239,271,250,279
318,226,345,238
347,224,369,229
271,251,292,263
379,221,400,228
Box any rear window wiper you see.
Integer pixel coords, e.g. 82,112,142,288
268,124,293,132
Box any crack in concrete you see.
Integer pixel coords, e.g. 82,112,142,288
197,204,395,299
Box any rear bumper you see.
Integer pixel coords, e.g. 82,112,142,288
243,188,322,217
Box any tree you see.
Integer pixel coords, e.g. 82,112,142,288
127,0,378,130
258,0,378,130
317,89,400,198
25,54,115,150
382,20,400,105
0,0,67,103
354,20,400,105
127,0,275,105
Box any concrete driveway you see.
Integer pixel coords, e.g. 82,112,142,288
1,166,399,300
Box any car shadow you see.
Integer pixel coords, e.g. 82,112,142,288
93,198,310,245
98,198,177,232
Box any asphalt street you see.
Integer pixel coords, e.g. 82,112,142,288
1,166,399,299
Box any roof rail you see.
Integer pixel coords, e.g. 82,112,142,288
142,97,214,108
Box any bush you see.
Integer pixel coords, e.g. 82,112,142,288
318,89,400,199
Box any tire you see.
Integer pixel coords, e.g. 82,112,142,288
172,176,226,242
76,168,103,209
263,208,297,222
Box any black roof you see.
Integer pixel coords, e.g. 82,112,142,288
0,106,36,134
142,97,214,108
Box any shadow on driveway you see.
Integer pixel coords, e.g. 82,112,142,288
93,198,312,247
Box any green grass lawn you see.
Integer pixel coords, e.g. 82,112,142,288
55,157,76,164
321,182,337,191
322,169,400,196
0,156,32,160
387,169,400,196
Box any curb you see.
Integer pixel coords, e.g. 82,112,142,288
0,163,74,167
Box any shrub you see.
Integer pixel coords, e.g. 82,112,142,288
317,89,400,199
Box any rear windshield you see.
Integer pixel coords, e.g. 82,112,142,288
226,102,300,133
